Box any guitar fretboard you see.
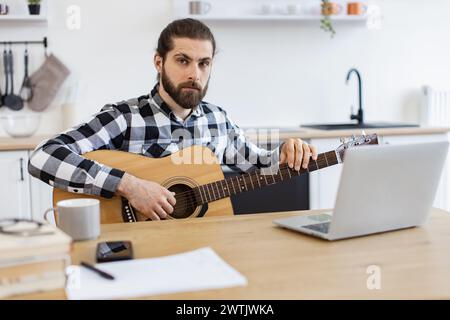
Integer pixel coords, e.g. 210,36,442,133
193,150,339,204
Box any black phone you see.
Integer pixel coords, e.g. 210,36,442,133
96,241,134,263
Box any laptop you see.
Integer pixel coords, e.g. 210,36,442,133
273,141,450,241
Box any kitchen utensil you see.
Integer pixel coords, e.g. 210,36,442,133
1,113,41,138
19,47,33,102
3,49,24,111
1,48,8,108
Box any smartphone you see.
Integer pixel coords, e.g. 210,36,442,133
96,241,133,263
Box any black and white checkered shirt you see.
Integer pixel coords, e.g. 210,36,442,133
28,85,280,199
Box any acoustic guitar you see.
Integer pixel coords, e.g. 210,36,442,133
53,133,379,224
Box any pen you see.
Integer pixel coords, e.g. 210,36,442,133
80,261,115,280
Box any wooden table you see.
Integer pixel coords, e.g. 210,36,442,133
14,208,450,300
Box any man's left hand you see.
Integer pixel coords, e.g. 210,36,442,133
280,138,318,171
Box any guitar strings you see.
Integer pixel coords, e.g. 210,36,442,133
173,153,335,200
170,154,337,208
167,156,338,209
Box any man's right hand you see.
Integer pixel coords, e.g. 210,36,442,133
116,173,176,221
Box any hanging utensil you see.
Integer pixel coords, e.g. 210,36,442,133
19,46,33,102
1,48,8,108
3,47,24,111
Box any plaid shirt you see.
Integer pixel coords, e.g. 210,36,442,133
28,85,280,199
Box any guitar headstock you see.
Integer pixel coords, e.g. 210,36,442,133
335,132,379,163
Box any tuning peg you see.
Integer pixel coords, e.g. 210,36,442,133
351,134,356,141
361,130,366,136
340,137,347,144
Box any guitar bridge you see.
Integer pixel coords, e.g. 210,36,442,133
121,197,137,223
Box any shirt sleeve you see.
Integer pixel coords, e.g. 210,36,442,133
28,105,128,199
221,111,281,173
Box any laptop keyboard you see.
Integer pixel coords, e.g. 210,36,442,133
308,213,332,222
303,222,331,234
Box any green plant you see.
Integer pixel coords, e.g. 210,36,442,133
28,0,41,5
320,0,336,38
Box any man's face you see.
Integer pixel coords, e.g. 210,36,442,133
155,37,213,110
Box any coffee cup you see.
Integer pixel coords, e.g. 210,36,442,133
321,2,342,15
347,2,367,15
44,199,100,241
189,1,211,15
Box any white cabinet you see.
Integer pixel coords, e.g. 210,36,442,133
0,150,53,221
309,137,342,210
0,151,32,220
29,171,53,221
309,133,450,211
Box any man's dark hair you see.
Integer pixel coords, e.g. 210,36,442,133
156,18,216,59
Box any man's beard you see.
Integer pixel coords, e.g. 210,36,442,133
161,67,209,110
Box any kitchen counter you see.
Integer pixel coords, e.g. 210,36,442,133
0,127,449,151
0,135,51,151
243,126,450,141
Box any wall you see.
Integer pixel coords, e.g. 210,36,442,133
1,0,450,137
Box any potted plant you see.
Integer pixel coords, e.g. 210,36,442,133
28,0,41,15
320,0,336,37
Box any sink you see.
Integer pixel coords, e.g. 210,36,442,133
301,122,420,131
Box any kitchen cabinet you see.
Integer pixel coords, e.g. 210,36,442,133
29,170,53,221
0,150,53,221
309,133,450,211
0,151,32,220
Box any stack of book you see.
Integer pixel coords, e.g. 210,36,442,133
0,222,73,298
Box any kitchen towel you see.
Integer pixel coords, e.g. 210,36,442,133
28,54,70,112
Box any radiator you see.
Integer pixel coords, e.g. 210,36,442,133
422,86,450,127
422,86,450,211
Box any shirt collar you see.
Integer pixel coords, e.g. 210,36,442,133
150,84,205,119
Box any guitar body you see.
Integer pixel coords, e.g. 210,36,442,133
53,146,233,224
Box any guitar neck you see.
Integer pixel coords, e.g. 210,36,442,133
194,150,339,204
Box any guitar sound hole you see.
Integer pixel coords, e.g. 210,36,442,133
168,184,198,219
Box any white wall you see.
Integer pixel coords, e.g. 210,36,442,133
1,0,450,136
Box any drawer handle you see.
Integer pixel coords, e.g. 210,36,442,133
19,158,24,181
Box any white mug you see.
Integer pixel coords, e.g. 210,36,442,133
189,1,211,15
44,199,100,241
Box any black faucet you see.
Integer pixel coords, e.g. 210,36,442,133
346,68,364,125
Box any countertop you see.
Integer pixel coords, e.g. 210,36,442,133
0,135,50,151
1,126,449,151
242,126,450,141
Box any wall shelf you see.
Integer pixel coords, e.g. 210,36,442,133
0,15,47,23
173,0,369,24
0,0,48,24
180,14,368,22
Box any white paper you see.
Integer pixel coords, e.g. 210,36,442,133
65,247,247,300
